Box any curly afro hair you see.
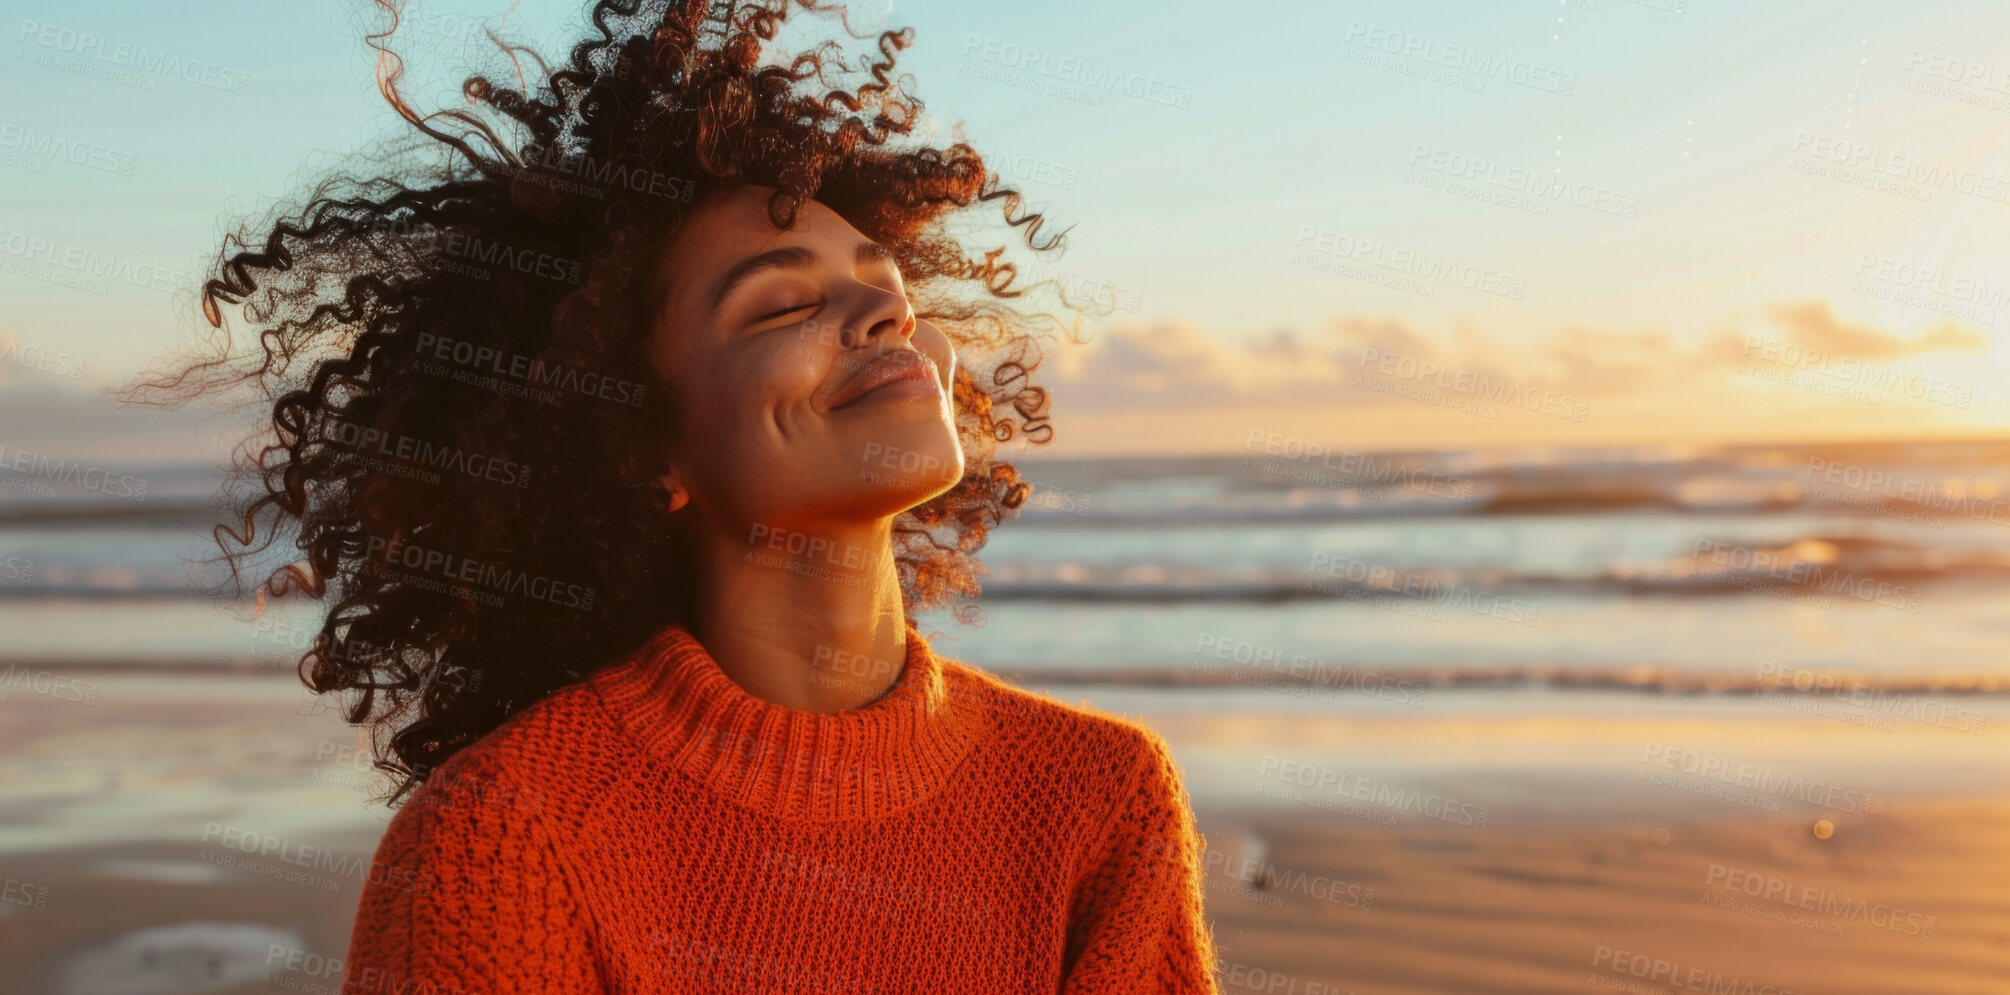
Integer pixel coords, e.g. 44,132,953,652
120,0,1073,804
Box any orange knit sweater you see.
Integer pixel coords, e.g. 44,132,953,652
339,621,1220,993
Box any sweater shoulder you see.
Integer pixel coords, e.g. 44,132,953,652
941,658,1197,886
392,678,626,826
943,658,1176,784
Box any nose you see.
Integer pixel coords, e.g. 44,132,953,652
836,283,915,353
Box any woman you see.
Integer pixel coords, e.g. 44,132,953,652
128,0,1218,990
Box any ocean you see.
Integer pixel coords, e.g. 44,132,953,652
4,438,2009,700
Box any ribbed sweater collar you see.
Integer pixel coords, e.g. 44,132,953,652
589,620,990,822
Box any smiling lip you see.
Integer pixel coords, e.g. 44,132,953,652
828,349,940,410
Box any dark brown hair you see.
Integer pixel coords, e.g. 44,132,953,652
120,0,1071,804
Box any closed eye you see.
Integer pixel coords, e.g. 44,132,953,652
755,301,820,323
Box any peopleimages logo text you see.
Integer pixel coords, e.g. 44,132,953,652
360,536,596,610
16,20,249,92
0,446,146,500
960,35,1193,108
1342,21,1577,94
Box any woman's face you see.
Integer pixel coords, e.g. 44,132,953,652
644,185,964,535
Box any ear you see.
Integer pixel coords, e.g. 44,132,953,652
615,431,687,513
657,463,690,513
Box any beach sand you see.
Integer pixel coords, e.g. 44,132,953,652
1194,798,2010,995
2,666,2005,994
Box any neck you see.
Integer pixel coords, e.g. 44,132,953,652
691,513,910,714
589,598,991,822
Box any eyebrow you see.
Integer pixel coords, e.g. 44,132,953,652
710,241,898,307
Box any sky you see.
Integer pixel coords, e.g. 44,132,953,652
4,0,2010,461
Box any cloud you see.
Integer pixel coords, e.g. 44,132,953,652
1763,300,1986,358
1046,299,1989,414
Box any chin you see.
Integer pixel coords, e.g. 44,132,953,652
849,424,964,512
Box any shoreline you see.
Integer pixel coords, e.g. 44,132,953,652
10,653,2010,698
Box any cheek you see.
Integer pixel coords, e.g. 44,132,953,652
768,333,834,394
703,341,833,455
679,358,824,504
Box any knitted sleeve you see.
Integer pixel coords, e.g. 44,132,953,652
1059,727,1221,994
340,755,603,994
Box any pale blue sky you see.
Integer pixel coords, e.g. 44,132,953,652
6,0,2010,456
